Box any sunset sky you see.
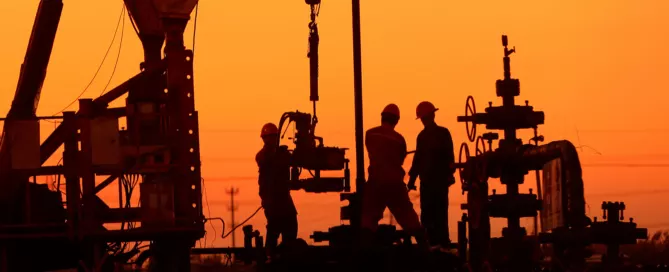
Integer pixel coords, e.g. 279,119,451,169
1,0,668,248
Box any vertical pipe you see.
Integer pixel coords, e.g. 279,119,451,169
533,155,542,235
309,25,319,102
352,0,365,194
63,112,80,240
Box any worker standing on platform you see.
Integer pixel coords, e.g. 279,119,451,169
407,101,455,250
361,104,427,248
256,123,298,258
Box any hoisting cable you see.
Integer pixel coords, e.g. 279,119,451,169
307,0,321,134
192,2,199,57
99,5,126,97
51,3,125,116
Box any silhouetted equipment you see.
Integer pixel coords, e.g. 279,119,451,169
272,0,351,197
591,202,647,266
277,111,350,193
0,1,204,271
307,0,320,102
454,35,648,272
5,1,650,270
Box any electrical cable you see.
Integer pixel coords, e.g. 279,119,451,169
221,206,263,239
201,177,217,247
51,3,125,116
99,6,126,97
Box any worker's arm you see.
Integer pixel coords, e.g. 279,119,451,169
407,133,423,190
401,136,408,161
443,128,456,176
277,146,293,185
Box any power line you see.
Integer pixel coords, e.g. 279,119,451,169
198,156,669,169
582,163,669,168
575,129,669,134
51,4,125,116
203,176,257,182
586,189,669,198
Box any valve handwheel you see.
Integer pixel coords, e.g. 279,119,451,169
475,135,486,156
458,142,470,187
465,95,477,142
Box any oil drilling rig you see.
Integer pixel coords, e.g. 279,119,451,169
0,0,204,271
2,0,652,271
217,2,651,270
455,35,648,272
227,0,438,269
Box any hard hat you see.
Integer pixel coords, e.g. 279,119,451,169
382,104,400,118
416,101,439,119
261,123,279,137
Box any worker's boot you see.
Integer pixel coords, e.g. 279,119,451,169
412,230,430,254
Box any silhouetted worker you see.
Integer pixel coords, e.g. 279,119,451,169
361,104,427,248
408,101,455,250
256,123,298,258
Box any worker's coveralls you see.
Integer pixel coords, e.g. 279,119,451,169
256,146,298,250
361,125,422,234
408,123,455,247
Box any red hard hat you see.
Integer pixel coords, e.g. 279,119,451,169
382,103,400,118
261,123,278,137
416,101,438,119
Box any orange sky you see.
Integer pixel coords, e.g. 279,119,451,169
1,0,668,248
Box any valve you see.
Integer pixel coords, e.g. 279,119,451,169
475,135,487,156
482,132,498,151
458,142,470,194
531,127,544,146
464,95,477,142
458,142,470,184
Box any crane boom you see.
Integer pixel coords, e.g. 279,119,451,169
0,0,62,190
8,0,62,119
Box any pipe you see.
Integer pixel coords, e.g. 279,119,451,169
309,17,319,102
521,140,588,228
352,0,365,195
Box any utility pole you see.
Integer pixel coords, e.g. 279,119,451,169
226,186,239,247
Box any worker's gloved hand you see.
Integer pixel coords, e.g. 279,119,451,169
407,179,417,191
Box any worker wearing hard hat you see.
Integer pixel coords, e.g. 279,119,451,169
361,104,427,248
407,101,456,250
256,123,298,258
